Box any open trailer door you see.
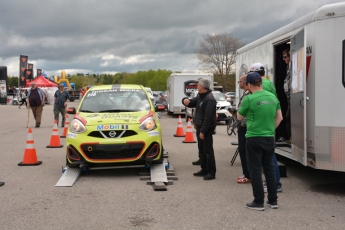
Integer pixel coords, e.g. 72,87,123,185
290,28,307,166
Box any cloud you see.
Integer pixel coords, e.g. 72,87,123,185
0,0,343,77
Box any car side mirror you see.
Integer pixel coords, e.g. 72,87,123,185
67,107,76,114
227,98,231,102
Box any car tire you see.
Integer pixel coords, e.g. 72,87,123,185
66,157,79,168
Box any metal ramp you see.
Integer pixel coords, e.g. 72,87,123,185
140,160,178,191
55,151,177,190
55,167,82,187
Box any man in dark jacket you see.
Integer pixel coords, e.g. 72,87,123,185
182,78,217,180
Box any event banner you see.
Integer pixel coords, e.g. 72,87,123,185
19,55,28,87
28,63,34,78
37,69,42,77
25,69,33,80
0,66,8,104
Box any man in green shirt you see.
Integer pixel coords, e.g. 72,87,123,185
237,72,283,211
249,63,283,193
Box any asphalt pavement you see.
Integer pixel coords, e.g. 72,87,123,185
0,101,344,230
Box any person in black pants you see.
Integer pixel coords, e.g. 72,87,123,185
18,89,28,108
237,72,283,211
236,75,251,184
182,78,217,180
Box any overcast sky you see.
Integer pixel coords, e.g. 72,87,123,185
0,0,343,78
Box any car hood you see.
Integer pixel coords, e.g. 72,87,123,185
77,111,153,126
216,101,231,107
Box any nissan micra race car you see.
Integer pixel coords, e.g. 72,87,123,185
65,84,166,168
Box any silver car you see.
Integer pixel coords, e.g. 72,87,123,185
185,90,232,124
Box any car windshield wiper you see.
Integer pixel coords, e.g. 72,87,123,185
98,109,135,113
79,110,96,113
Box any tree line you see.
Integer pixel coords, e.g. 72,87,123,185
7,69,236,92
7,33,245,92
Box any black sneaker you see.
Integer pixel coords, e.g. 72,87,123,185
192,159,201,165
246,202,265,211
0,182,4,187
203,174,216,180
266,201,278,209
193,170,208,177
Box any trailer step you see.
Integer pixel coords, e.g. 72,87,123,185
55,167,81,187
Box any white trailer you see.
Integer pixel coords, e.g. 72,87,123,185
166,72,214,115
235,2,345,172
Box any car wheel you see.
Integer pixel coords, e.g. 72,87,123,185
227,118,234,136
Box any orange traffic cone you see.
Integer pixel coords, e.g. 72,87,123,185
47,120,63,148
173,115,185,137
18,128,42,166
60,114,69,138
182,118,196,143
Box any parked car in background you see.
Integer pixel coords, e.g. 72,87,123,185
185,90,232,124
145,87,155,104
152,91,167,108
224,91,236,106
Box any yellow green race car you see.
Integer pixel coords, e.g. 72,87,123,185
66,84,166,168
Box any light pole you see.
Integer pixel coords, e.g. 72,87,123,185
86,72,89,86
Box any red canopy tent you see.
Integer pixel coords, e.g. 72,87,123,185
25,76,58,87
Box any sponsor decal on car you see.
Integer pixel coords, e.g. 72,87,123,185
97,124,129,130
148,131,160,136
67,133,77,138
100,114,139,120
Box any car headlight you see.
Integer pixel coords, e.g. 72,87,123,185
139,116,156,131
69,119,86,134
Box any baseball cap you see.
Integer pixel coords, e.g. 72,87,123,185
249,63,264,72
246,72,262,85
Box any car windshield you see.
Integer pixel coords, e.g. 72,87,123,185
213,92,226,101
79,89,151,113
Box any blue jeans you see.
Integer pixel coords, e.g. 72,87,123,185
246,137,278,204
196,128,216,176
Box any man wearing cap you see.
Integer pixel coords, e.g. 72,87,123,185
27,82,46,128
249,63,277,97
54,84,70,127
237,72,283,211
249,62,283,193
182,78,217,180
